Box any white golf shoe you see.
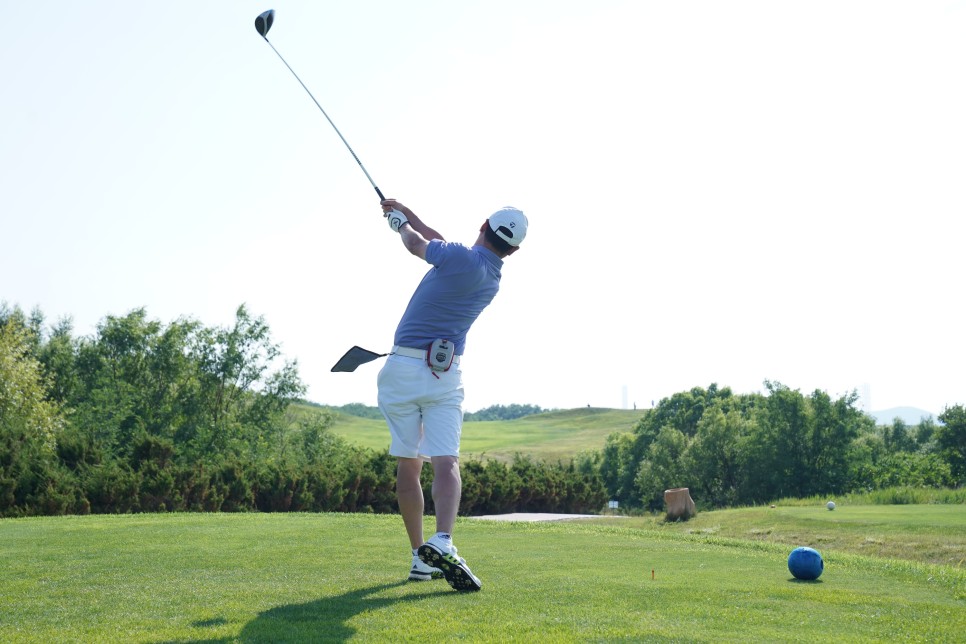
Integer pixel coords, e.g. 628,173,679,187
408,554,444,582
417,534,482,592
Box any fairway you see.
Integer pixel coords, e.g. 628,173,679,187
323,407,646,461
1,510,963,642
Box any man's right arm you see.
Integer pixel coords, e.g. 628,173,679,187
381,199,445,242
382,199,444,260
398,223,430,259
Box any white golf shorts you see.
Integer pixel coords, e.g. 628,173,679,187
377,353,465,458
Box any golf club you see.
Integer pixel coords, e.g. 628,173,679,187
254,9,386,200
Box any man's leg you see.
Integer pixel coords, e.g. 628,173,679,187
396,457,425,549
430,455,461,535
419,454,480,591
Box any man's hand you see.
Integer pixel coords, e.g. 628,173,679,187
379,198,444,245
385,208,409,232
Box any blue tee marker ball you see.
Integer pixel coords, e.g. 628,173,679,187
788,547,824,580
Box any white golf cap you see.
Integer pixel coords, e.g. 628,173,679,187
488,207,528,246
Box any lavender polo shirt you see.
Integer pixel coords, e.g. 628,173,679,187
392,240,503,355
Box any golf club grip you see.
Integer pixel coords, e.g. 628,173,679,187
375,186,386,201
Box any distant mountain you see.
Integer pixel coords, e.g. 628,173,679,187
869,406,936,425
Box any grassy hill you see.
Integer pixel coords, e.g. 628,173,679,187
459,407,645,461
291,403,645,461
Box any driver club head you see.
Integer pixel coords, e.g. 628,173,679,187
255,9,275,38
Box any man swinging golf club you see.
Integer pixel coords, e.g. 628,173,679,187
378,198,528,592
254,11,525,588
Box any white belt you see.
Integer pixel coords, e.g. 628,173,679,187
391,345,461,364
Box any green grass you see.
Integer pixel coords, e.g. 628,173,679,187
323,407,644,461
2,509,964,642
592,504,966,568
768,487,966,507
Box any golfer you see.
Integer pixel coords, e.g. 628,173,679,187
377,198,527,592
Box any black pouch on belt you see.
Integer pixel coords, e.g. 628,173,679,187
427,338,455,372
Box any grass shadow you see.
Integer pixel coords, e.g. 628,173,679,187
176,580,445,643
190,618,228,628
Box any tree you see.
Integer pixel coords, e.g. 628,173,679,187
685,403,752,507
0,317,71,514
807,389,869,494
599,431,636,503
58,305,305,466
634,426,689,510
36,316,79,404
629,385,736,473
70,308,194,450
914,417,938,450
883,418,916,454
741,382,811,500
464,404,544,421
188,305,305,459
936,405,966,483
0,319,63,453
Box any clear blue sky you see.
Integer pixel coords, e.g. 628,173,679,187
2,1,964,415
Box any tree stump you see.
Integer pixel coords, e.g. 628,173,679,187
664,487,696,521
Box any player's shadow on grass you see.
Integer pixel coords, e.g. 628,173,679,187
181,580,446,643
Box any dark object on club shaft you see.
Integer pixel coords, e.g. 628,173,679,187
253,9,386,200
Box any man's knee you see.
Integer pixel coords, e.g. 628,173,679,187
431,455,459,471
397,457,423,485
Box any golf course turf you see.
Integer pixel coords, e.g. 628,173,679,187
1,506,963,642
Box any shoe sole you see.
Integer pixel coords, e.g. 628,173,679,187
418,544,482,592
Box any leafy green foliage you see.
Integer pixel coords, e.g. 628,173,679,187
2,300,962,519
0,304,608,517
464,403,545,421
936,405,966,481
461,453,606,514
0,315,63,453
604,382,962,511
0,313,71,515
1,304,331,516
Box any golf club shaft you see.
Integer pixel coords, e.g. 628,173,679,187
261,37,385,201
